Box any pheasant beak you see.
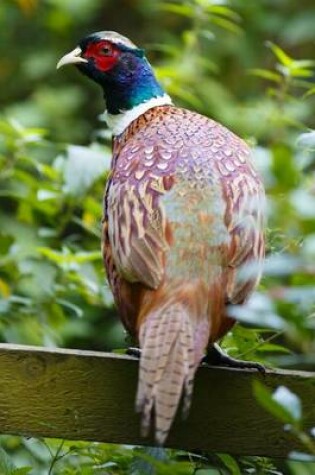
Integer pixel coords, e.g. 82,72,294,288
57,47,88,69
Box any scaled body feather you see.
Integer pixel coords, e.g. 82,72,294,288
102,105,265,442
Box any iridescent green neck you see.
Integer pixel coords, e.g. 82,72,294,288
101,56,166,115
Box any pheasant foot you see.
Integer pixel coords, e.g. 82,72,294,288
126,347,141,359
203,343,265,373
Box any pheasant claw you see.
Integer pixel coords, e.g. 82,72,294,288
203,343,266,374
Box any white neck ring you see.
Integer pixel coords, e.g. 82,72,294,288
100,94,173,136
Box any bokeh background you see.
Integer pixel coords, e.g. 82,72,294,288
0,0,314,473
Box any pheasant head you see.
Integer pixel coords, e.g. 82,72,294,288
57,31,172,134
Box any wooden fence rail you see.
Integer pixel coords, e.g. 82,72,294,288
0,344,314,457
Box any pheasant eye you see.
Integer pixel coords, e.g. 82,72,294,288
100,46,112,56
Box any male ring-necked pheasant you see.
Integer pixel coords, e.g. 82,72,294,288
57,31,265,444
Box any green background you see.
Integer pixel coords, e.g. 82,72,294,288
0,0,314,473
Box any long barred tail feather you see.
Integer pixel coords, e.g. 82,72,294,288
136,302,209,444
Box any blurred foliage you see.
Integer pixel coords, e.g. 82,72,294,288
0,0,315,473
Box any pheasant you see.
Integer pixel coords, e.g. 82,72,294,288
57,31,265,444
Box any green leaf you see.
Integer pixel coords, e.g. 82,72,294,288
0,446,16,474
256,343,291,354
291,59,315,69
217,453,241,475
210,15,243,35
194,470,221,475
206,5,241,22
131,447,168,475
297,131,315,150
57,144,110,197
271,143,300,190
159,3,194,18
289,452,315,462
228,293,285,330
56,298,84,318
272,386,302,422
304,87,315,97
37,247,101,268
253,381,301,425
0,234,14,256
248,69,282,83
266,41,293,66
289,67,313,78
12,468,32,475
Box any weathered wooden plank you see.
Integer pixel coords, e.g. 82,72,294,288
0,343,314,457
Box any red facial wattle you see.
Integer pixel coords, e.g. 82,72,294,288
83,41,120,72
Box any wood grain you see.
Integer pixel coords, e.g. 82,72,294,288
0,343,313,457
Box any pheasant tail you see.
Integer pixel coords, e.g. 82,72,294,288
136,296,210,444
